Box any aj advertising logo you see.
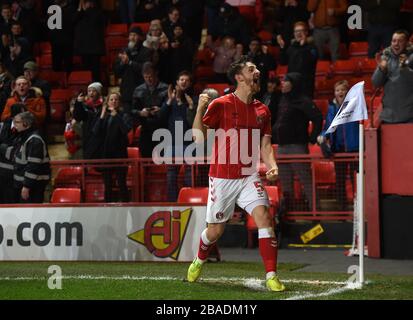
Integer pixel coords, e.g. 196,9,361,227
127,209,192,260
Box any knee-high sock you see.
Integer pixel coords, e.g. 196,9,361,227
197,229,215,262
258,228,278,276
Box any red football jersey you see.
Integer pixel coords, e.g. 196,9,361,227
202,93,272,179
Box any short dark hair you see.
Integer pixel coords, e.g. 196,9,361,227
394,29,410,40
177,70,192,82
227,55,252,85
142,62,157,75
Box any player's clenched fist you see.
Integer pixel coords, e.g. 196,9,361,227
266,167,278,181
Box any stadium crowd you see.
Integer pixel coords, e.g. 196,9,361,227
0,0,412,204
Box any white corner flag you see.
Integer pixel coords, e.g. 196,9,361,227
326,81,368,134
326,81,369,288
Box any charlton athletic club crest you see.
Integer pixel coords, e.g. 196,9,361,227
216,212,224,220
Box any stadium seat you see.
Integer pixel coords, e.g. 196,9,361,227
130,22,150,34
39,70,67,89
266,45,280,61
127,147,140,158
50,89,72,122
194,66,215,81
106,23,128,37
308,143,322,156
314,161,336,185
332,59,359,76
67,71,93,93
177,187,209,204
275,65,288,78
194,48,214,66
258,30,272,42
313,99,329,117
316,61,332,78
84,183,105,202
354,58,377,75
54,166,83,188
38,54,53,71
349,42,369,57
106,36,128,54
51,188,81,204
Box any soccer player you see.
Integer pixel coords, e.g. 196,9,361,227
187,56,285,292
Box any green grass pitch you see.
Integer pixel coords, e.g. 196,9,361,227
0,261,412,300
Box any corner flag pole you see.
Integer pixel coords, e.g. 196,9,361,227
358,121,365,286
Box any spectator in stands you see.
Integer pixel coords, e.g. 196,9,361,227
206,35,243,83
205,0,225,38
209,2,252,47
113,26,153,114
143,20,166,51
372,30,413,124
132,62,168,158
0,103,26,203
260,76,281,134
23,61,51,116
162,6,183,41
0,4,17,50
225,0,264,30
169,23,195,83
93,92,132,202
73,81,104,159
159,70,197,201
64,97,83,159
74,0,105,82
9,111,50,203
274,0,310,52
135,0,163,23
307,0,348,62
1,76,46,128
0,62,14,116
3,37,33,78
247,36,277,97
10,0,41,45
273,72,322,211
156,33,173,84
317,80,358,211
172,0,205,46
49,0,76,73
118,0,136,24
360,0,403,58
280,21,318,98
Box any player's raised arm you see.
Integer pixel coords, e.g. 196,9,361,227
261,135,278,182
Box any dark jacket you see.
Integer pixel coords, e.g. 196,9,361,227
275,1,310,48
73,6,105,56
73,99,103,159
273,72,322,145
0,118,17,178
113,43,153,107
92,112,132,159
282,37,318,98
360,0,403,26
159,91,198,151
372,44,413,123
49,3,76,47
321,100,359,152
12,127,50,190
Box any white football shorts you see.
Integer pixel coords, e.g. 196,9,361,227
206,173,269,224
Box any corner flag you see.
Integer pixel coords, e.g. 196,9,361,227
325,81,369,287
326,81,368,134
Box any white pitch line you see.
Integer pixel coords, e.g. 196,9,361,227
0,275,347,286
0,275,357,299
